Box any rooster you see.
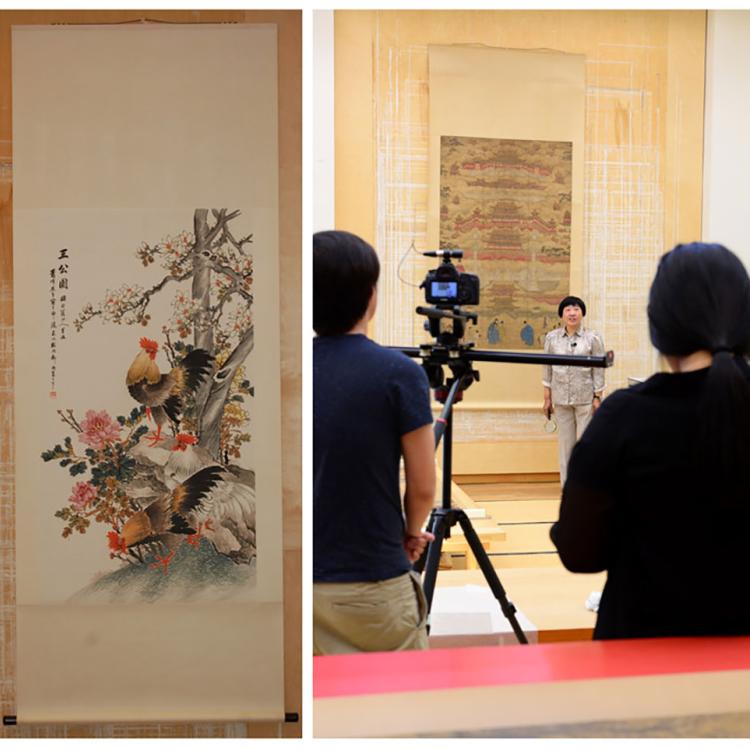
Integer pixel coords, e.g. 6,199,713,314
163,433,256,564
126,338,213,446
109,464,225,572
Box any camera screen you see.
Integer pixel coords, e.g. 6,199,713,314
431,281,458,298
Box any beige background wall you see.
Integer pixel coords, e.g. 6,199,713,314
334,10,705,474
703,10,750,268
0,9,300,738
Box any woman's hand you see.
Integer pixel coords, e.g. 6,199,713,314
543,397,554,420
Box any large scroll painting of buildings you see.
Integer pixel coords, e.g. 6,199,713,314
439,135,572,349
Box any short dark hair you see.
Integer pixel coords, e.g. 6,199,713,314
648,242,750,488
558,295,586,318
313,230,380,336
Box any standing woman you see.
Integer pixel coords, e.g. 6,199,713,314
542,296,606,485
552,243,750,639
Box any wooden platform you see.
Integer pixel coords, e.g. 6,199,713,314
430,479,602,645
462,480,561,503
445,479,562,569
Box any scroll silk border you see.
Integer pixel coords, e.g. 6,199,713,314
12,24,284,723
427,44,585,405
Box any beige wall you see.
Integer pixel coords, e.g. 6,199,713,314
0,9,300,738
334,10,705,474
703,11,750,268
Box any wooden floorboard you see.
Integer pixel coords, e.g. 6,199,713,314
478,499,559,524
463,482,561,503
451,480,561,567
490,523,555,554
486,552,560,568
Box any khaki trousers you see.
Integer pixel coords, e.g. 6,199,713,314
313,571,429,655
555,403,593,486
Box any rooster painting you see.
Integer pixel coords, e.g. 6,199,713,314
126,337,213,446
43,211,260,603
163,433,257,565
108,464,225,573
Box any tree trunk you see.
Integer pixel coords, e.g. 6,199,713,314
200,325,255,459
192,209,214,428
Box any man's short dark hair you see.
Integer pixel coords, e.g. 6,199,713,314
314,230,380,336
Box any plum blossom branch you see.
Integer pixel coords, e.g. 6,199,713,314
205,209,241,246
207,260,253,302
58,409,83,434
74,270,192,331
220,224,253,256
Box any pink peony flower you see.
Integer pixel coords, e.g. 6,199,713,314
69,481,97,510
79,409,121,450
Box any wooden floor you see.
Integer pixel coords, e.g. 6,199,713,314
451,479,562,568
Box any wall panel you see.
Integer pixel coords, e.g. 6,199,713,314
334,10,705,474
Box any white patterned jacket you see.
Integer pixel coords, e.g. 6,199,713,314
541,326,605,405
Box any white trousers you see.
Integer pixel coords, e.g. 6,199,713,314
555,403,593,486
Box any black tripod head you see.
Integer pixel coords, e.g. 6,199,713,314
416,304,478,347
413,340,480,405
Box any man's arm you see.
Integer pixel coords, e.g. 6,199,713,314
402,423,436,534
402,423,436,560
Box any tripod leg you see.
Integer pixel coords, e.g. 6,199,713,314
420,512,449,616
457,512,528,645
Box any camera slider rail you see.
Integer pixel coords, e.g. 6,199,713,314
397,344,614,369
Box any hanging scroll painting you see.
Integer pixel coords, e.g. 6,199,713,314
440,135,573,348
428,45,585,352
13,24,284,722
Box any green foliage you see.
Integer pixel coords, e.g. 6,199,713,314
45,407,150,546
172,340,195,356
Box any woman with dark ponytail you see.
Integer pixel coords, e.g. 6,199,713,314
551,243,750,639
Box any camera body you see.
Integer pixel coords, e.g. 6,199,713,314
420,250,480,306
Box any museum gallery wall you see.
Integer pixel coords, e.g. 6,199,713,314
334,10,705,474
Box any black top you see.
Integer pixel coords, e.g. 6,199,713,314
313,334,433,582
551,366,750,639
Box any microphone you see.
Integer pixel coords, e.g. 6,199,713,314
571,342,577,349
423,249,464,259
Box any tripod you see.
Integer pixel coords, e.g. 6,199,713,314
412,352,529,644
397,302,613,645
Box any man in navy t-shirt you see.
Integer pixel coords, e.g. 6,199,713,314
313,230,436,654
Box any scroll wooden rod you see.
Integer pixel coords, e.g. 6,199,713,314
51,18,240,26
3,714,298,726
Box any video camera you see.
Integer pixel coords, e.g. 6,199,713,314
420,250,480,306
417,249,479,348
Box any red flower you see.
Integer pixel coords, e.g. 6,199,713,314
172,433,198,452
107,530,126,554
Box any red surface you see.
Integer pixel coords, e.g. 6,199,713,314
314,636,750,698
